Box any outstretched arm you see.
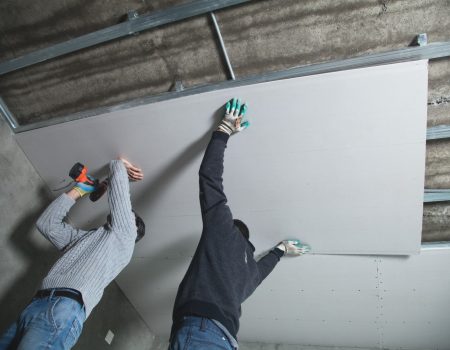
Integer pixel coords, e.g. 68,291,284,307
257,240,311,283
199,98,249,222
257,248,285,283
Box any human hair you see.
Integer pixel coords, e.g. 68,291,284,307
106,209,145,243
133,210,145,243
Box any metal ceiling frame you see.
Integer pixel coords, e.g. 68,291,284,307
1,41,449,134
0,0,250,76
0,1,450,208
424,189,450,203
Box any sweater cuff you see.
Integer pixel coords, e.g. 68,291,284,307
212,130,230,143
272,247,285,259
61,192,76,205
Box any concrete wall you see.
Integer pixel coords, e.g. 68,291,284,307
0,117,155,349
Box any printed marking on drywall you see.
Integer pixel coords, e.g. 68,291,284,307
105,330,114,345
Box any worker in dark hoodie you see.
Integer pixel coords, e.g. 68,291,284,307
169,98,310,350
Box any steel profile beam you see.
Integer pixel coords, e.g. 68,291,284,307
427,125,450,140
11,41,450,133
424,189,450,203
421,242,450,250
0,0,250,76
210,12,235,80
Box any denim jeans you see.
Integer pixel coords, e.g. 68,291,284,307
0,290,85,350
169,316,235,350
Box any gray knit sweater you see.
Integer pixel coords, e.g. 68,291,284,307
36,160,137,318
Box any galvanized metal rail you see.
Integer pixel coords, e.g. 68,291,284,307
424,189,450,203
4,41,450,133
210,12,235,80
426,125,450,141
0,0,250,76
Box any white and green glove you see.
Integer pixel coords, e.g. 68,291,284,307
217,97,250,135
276,239,311,257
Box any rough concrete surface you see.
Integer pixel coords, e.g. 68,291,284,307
0,0,448,124
425,139,450,188
0,117,155,349
423,203,450,242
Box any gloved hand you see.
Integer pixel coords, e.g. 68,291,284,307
276,239,311,257
217,97,250,135
73,174,97,197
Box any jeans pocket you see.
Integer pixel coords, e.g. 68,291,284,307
63,317,83,349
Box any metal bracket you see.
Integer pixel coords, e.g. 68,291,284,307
416,33,428,47
170,80,185,92
127,10,140,35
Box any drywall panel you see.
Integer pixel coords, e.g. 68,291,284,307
15,60,427,256
377,249,450,349
13,61,435,347
117,248,450,349
237,249,450,348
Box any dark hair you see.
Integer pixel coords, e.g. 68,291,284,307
133,210,145,243
106,209,146,243
234,219,249,240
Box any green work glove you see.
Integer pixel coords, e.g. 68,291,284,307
217,97,250,135
72,175,97,197
276,239,311,257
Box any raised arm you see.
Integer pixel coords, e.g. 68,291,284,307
199,98,249,221
107,159,143,234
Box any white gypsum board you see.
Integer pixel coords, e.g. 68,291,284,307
116,248,450,348
237,249,450,348
15,61,427,257
14,61,431,347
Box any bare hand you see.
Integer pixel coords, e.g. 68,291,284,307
119,157,144,181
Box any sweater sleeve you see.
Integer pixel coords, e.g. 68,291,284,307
256,248,284,283
107,160,136,238
198,131,233,228
36,193,87,251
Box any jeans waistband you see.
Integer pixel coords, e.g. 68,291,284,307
35,288,83,307
180,316,238,349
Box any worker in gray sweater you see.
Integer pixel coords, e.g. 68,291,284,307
169,98,310,350
0,158,144,350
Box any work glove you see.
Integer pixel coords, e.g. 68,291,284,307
73,175,97,197
217,97,250,135
69,163,97,197
276,239,311,257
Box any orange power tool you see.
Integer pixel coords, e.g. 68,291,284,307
69,162,108,202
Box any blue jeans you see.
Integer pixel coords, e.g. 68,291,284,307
169,316,235,350
0,290,85,350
